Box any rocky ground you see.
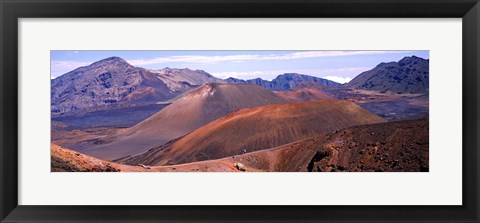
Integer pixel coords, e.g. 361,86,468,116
306,118,429,172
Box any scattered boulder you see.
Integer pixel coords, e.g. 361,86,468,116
138,164,151,169
235,162,247,171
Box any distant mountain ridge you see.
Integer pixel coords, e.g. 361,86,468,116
51,57,223,114
149,67,223,93
225,73,341,90
344,56,429,94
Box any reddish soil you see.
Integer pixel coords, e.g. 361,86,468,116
124,87,156,101
274,88,335,102
51,144,145,172
120,100,386,166
52,143,246,172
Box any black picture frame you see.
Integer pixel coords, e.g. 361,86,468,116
1,0,479,222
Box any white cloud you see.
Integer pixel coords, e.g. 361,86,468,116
321,76,353,84
323,67,372,73
127,51,413,66
50,60,91,79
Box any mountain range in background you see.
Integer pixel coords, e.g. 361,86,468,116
225,73,341,90
51,57,342,117
344,56,429,94
51,57,224,115
50,55,429,129
51,57,345,130
51,56,429,119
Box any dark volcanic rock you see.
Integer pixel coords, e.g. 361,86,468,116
344,56,429,94
51,57,173,114
307,119,429,172
151,67,223,93
225,73,341,90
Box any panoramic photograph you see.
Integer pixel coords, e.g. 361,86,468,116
51,50,429,172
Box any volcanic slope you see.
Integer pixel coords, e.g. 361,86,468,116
78,83,288,160
121,100,386,166
274,88,335,102
157,118,428,172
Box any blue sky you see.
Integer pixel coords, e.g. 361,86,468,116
51,50,429,83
